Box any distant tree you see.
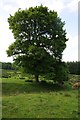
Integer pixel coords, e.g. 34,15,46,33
7,5,68,82
67,61,79,75
2,62,14,70
78,61,80,75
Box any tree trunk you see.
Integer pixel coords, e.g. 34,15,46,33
35,74,39,82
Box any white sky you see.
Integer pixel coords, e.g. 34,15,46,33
0,0,79,62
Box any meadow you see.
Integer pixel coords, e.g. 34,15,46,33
1,70,79,118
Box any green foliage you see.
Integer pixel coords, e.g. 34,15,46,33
7,5,68,82
1,62,14,70
54,62,69,83
2,69,13,78
67,61,79,75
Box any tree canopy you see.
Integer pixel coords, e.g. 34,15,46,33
7,5,68,82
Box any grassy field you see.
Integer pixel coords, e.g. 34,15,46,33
1,71,79,118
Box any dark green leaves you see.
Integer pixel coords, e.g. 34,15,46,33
7,5,68,82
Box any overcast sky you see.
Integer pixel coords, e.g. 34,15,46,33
0,0,79,62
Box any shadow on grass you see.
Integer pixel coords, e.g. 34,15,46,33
2,81,67,96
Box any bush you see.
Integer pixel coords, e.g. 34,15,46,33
2,70,11,78
54,62,69,84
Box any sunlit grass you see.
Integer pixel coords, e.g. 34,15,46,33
2,75,79,118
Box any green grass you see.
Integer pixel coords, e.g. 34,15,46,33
1,74,79,118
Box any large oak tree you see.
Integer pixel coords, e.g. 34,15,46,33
7,5,68,82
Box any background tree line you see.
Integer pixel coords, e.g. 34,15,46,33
1,61,80,75
67,61,80,75
0,62,14,70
